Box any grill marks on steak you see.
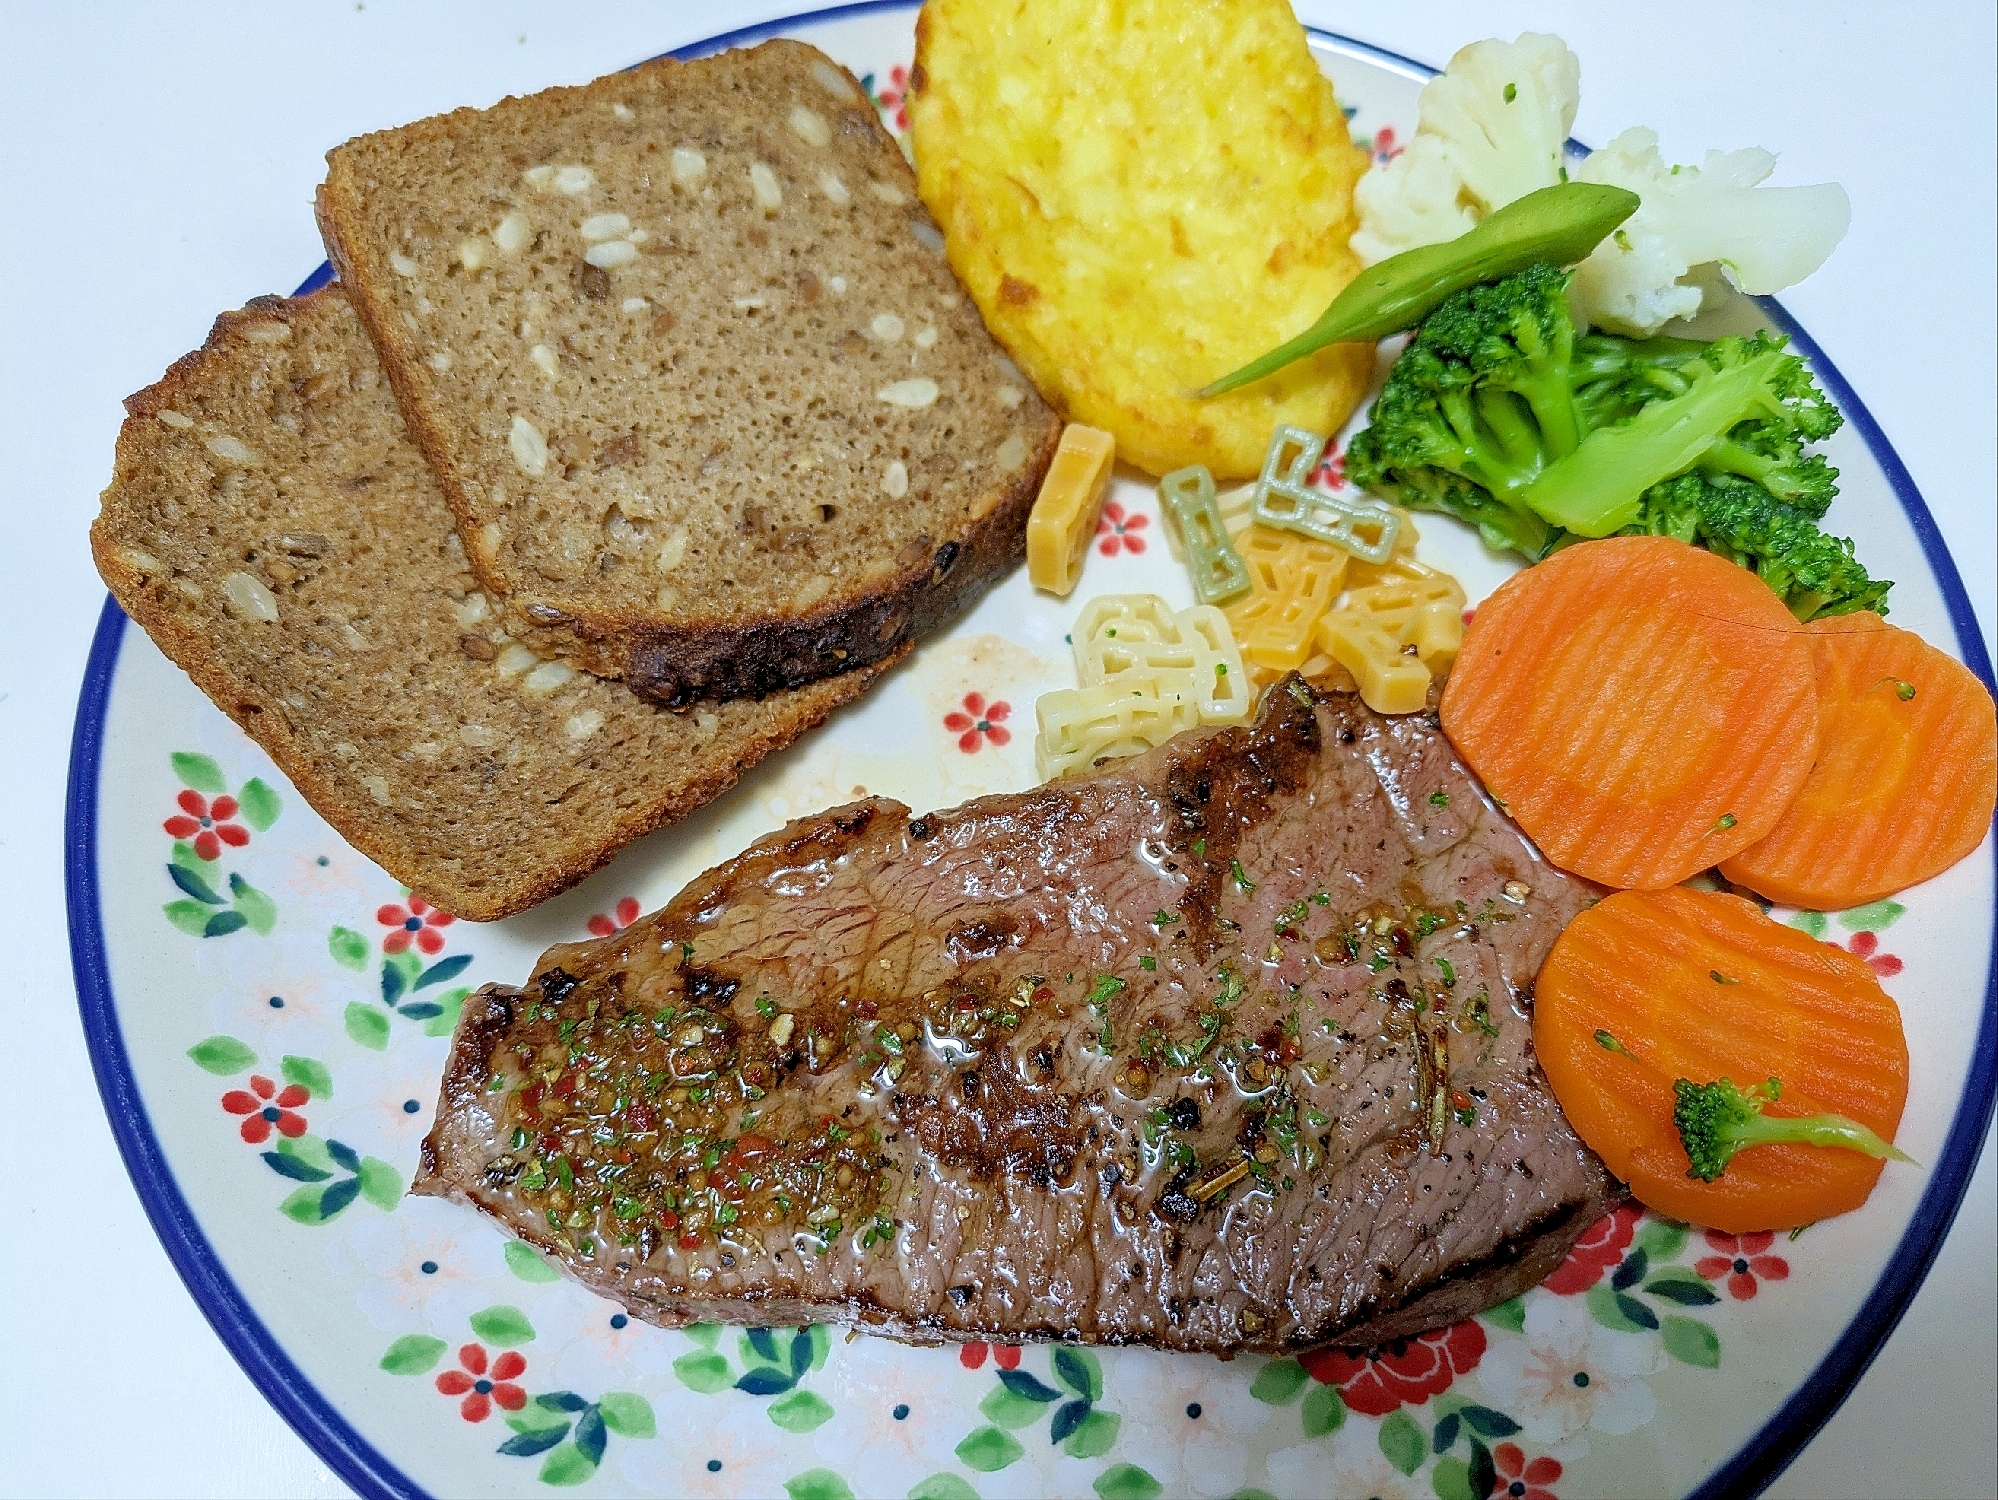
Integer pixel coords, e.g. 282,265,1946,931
417,680,1617,1352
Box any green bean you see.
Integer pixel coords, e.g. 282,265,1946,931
1198,182,1640,397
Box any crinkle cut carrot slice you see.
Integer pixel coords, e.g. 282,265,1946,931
1441,536,1816,889
1534,886,1908,1233
1722,613,1996,908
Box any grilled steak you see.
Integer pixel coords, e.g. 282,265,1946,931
418,679,1618,1353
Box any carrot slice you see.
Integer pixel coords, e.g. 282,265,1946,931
1720,614,1997,908
1440,535,1817,888
1534,886,1909,1232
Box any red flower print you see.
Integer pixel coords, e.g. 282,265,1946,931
1370,125,1405,168
1841,930,1903,977
958,1341,1021,1371
163,790,250,862
1095,500,1149,557
377,894,456,955
1494,1442,1562,1500
943,692,1012,754
587,896,642,938
872,64,910,133
1696,1229,1791,1300
435,1343,527,1423
220,1074,309,1144
1542,1204,1641,1295
1299,1317,1486,1416
1313,451,1349,491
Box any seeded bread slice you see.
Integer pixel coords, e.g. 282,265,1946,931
92,289,897,921
316,37,1061,706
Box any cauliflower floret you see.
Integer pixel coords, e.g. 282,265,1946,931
1572,127,1852,335
1351,33,1580,266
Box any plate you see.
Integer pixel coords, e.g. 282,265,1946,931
67,8,1996,1498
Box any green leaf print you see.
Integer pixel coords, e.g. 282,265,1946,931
277,1134,338,1176
908,1476,981,1500
1052,1346,1103,1402
204,909,249,938
784,1471,855,1500
1662,1315,1722,1368
978,1384,1050,1431
506,1241,563,1283
1300,1384,1346,1438
329,926,371,971
172,752,228,794
379,1335,446,1375
1379,1410,1425,1475
356,1158,402,1211
954,1426,1025,1473
280,1177,361,1225
1250,1358,1309,1404
768,1390,834,1433
344,1003,390,1051
237,777,282,831
1586,1283,1658,1332
1837,900,1906,932
1092,1464,1165,1500
424,986,472,1037
1062,1407,1120,1458
164,899,214,936
672,1351,733,1393
187,1035,257,1074
1432,1456,1479,1500
1645,1273,1721,1306
537,1443,596,1487
1787,910,1830,939
469,1305,536,1347
1480,1296,1526,1333
229,874,277,935
170,840,212,876
684,1323,722,1349
280,1056,333,1099
504,1401,571,1436
595,1392,655,1439
1635,1217,1691,1262
169,863,226,905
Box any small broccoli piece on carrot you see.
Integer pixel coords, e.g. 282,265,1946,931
1671,1076,1912,1183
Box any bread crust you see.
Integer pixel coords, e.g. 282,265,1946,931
93,289,903,921
317,38,1060,706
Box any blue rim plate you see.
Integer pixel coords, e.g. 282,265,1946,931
67,10,1997,1498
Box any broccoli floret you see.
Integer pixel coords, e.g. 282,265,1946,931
1348,270,1888,611
1630,473,1891,620
1346,265,1591,558
1523,332,1839,536
1671,1076,1911,1182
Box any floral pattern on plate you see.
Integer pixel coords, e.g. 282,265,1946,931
78,12,1984,1499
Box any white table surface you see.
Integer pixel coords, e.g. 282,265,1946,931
1,2,1991,1495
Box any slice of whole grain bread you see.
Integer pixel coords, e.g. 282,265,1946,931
317,37,1060,706
92,288,896,921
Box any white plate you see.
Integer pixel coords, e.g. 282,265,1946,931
68,8,1997,1498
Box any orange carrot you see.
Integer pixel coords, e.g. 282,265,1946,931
1534,886,1909,1233
1721,613,1997,908
1439,535,1818,889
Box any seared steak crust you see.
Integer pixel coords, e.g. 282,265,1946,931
418,681,1617,1353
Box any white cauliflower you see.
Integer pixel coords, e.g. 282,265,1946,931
1352,33,1580,265
1571,127,1851,335
1350,36,1851,337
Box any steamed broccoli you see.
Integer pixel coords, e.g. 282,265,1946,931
1345,265,1891,616
1671,1076,1912,1183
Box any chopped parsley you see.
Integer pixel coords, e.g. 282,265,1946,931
1429,790,1451,809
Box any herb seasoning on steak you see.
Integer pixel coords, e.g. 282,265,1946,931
417,679,1619,1352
